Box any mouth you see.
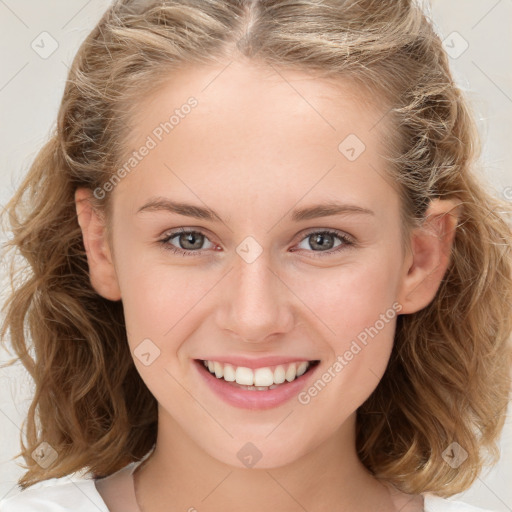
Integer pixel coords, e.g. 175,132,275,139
196,358,321,391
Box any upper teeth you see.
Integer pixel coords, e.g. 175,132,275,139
203,360,311,387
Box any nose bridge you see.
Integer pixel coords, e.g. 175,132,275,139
219,245,293,342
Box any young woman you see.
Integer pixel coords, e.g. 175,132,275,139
1,0,511,511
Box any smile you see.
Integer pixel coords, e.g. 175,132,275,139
193,358,321,410
200,359,319,390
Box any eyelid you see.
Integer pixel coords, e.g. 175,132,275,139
159,227,216,251
297,227,356,245
158,226,357,257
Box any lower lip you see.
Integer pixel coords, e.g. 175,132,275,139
193,359,320,410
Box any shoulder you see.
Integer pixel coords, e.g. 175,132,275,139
423,493,498,512
0,477,109,512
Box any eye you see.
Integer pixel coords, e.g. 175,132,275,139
158,229,216,256
292,229,355,257
158,228,355,257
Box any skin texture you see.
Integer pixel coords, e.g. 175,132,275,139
75,58,459,512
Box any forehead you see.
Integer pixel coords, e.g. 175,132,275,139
125,58,390,150
113,59,397,216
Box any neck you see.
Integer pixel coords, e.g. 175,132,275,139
133,406,398,512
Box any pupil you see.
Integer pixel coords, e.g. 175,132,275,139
181,232,202,249
311,233,333,250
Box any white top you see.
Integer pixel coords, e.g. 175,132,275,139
0,457,498,512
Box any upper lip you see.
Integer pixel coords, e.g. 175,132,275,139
196,356,320,369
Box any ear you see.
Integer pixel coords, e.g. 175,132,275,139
397,198,462,315
74,187,122,301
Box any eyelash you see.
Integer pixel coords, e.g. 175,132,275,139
158,228,355,258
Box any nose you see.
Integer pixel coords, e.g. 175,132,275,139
216,250,294,343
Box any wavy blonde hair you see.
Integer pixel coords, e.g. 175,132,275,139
1,0,511,496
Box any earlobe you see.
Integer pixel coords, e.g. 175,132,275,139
74,187,122,301
397,198,462,315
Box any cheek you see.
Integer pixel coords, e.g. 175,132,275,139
293,253,400,403
294,250,400,343
114,246,207,365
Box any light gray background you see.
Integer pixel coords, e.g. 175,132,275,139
0,0,511,509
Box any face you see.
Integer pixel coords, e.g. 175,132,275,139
77,59,450,470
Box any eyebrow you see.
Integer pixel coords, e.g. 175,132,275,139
136,197,375,222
